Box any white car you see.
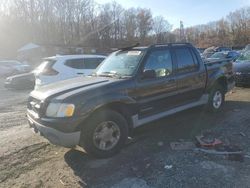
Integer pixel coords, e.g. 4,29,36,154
34,54,106,88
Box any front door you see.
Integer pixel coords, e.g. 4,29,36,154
135,48,178,118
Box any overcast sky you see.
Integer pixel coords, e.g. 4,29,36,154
95,0,250,29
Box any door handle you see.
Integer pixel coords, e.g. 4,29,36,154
77,73,84,75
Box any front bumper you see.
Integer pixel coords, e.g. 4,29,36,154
28,114,81,148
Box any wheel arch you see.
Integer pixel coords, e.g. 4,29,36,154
78,101,136,135
208,76,228,94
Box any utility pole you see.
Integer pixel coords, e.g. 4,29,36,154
180,21,185,42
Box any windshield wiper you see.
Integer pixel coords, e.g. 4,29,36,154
97,71,129,79
97,71,121,78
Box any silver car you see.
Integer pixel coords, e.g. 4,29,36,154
0,60,31,77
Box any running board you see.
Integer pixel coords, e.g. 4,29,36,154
132,94,208,128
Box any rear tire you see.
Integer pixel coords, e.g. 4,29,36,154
206,84,225,112
80,109,128,158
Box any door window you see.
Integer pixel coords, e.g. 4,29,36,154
143,49,173,78
65,59,85,69
175,48,198,73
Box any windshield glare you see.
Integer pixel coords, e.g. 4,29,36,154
95,50,144,77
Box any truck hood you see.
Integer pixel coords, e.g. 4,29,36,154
30,76,113,101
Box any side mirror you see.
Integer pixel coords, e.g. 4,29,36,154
142,69,156,79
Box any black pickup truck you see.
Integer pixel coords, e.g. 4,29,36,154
27,43,235,158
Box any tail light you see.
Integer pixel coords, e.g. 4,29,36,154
41,67,59,75
35,59,58,76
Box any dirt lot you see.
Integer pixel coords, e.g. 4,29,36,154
0,79,250,188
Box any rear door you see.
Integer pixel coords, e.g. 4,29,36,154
173,47,206,104
135,48,178,118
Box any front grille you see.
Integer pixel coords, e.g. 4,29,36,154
27,97,46,117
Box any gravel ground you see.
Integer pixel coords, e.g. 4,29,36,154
0,80,250,188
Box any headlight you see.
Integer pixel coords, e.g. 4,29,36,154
46,103,75,117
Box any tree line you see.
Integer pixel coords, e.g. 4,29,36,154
182,7,250,48
0,0,249,57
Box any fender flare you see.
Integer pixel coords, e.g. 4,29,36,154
206,69,227,92
78,93,136,118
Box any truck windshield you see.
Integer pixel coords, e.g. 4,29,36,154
95,50,144,77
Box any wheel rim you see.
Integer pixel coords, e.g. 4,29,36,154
213,91,222,109
93,121,121,151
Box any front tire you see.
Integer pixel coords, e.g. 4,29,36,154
206,84,225,112
80,109,128,158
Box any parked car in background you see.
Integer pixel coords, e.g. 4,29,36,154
233,52,250,86
207,52,227,60
245,44,250,51
214,47,232,52
0,65,13,78
34,54,106,88
0,60,31,76
5,72,35,90
206,51,240,62
203,46,216,58
227,51,241,60
203,46,233,59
